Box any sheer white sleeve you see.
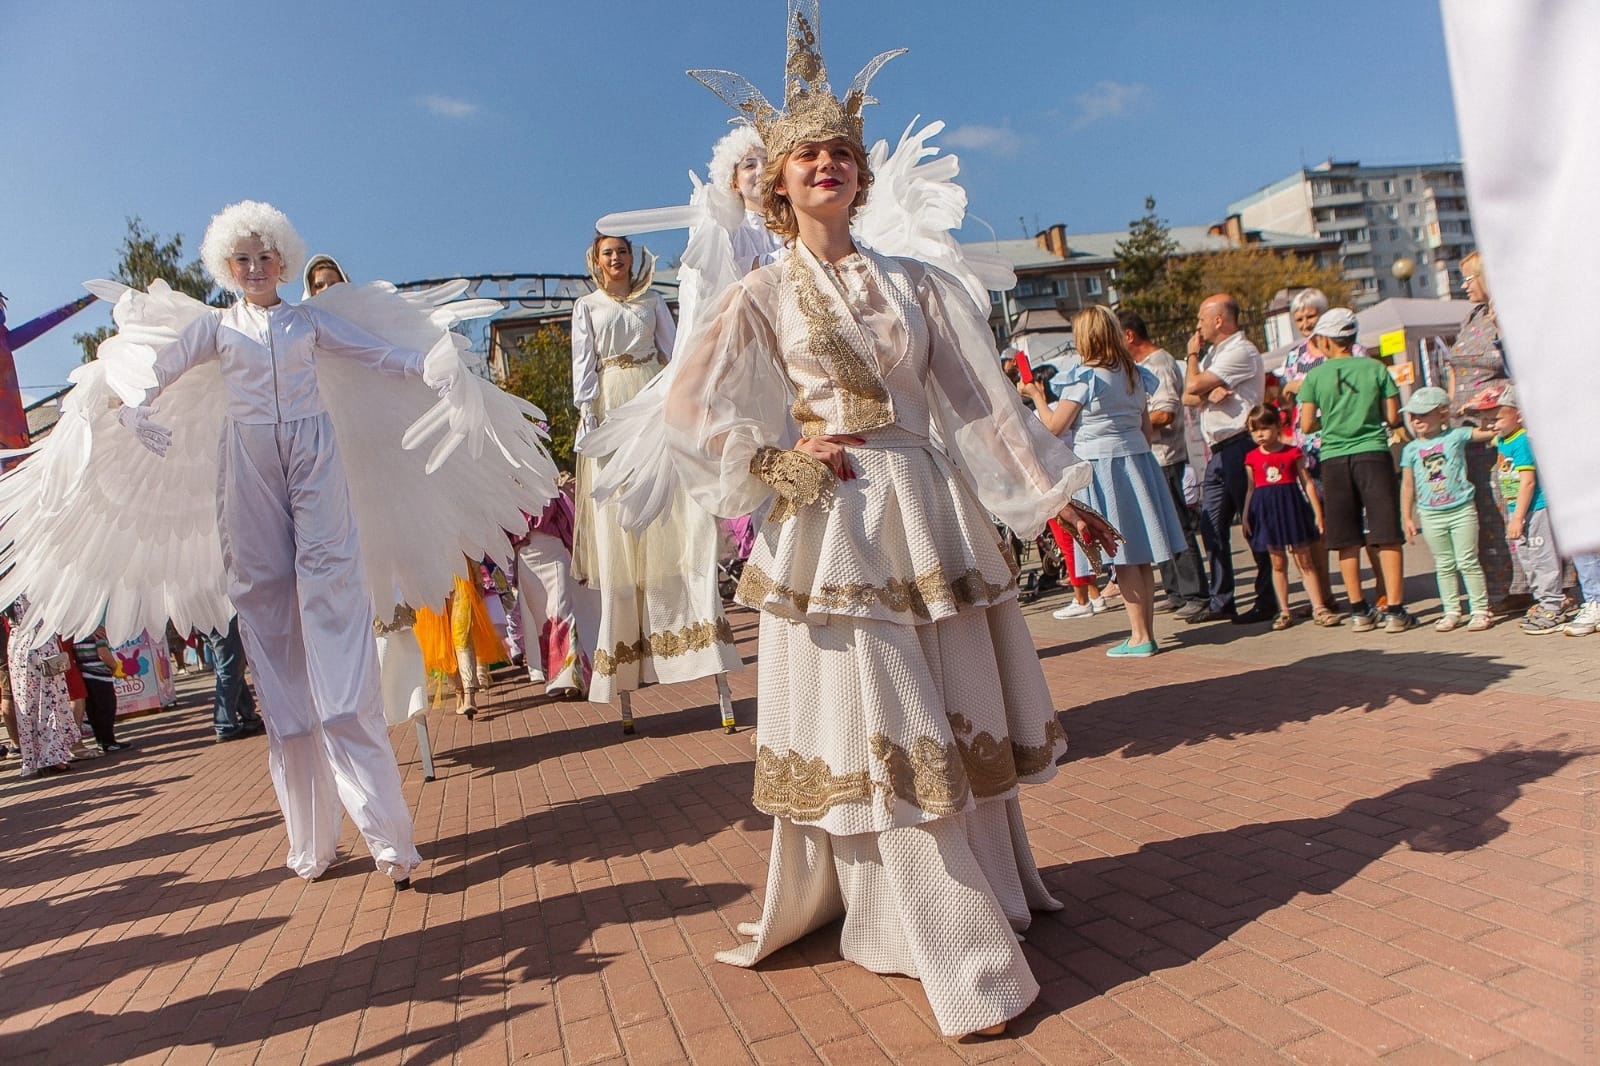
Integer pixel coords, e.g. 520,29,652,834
916,263,1091,538
653,291,677,360
662,273,795,518
571,299,599,406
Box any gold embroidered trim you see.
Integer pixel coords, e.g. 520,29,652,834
750,446,834,523
736,560,1015,619
752,746,873,821
791,258,894,433
946,713,1018,798
592,617,736,678
1011,715,1067,777
600,351,664,373
790,399,826,438
870,734,969,816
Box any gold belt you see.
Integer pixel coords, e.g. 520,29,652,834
600,351,663,373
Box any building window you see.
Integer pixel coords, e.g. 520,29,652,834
1085,276,1103,296
1417,274,1428,289
1313,179,1331,197
1461,219,1473,236
1407,203,1418,217
1386,205,1399,220
1404,178,1414,193
1361,181,1371,195
1412,226,1423,240
1389,227,1401,242
1383,180,1394,194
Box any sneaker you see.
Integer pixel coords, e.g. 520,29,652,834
1350,605,1379,633
1466,612,1494,632
1106,639,1158,658
1520,605,1565,635
1384,606,1418,633
1565,602,1600,637
1173,600,1208,621
1052,601,1095,620
1089,596,1112,614
1434,613,1464,633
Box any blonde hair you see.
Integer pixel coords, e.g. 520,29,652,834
1460,250,1486,288
1072,306,1140,392
759,139,874,242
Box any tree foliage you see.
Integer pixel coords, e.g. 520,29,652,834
75,217,222,363
1115,196,1353,354
500,324,579,473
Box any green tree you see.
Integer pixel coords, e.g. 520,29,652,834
501,324,579,473
1113,196,1205,354
74,217,221,362
1196,247,1353,351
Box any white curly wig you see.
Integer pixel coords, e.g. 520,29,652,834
200,200,307,293
707,124,766,192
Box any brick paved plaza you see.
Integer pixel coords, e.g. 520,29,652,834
1,556,1594,1064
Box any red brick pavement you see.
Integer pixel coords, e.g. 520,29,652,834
0,603,1593,1064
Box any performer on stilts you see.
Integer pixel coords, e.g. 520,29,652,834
603,1,1118,1036
570,236,742,733
0,201,556,886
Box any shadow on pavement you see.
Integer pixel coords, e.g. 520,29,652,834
0,875,745,1066
1018,743,1587,1028
1065,649,1518,761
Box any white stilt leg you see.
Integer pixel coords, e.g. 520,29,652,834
717,672,736,733
619,690,635,735
414,719,436,782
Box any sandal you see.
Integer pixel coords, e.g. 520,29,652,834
1272,612,1293,631
1312,607,1344,627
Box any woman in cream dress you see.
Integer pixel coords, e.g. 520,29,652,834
657,1,1117,1036
571,235,742,724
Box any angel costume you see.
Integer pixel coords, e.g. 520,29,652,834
0,203,555,883
570,281,742,704
617,1,1093,1035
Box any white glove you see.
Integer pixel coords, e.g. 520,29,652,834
575,402,598,447
118,404,172,457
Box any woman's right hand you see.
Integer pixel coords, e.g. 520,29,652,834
796,435,865,481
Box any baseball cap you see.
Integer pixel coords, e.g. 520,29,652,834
1402,386,1450,415
1310,308,1359,340
1463,382,1519,411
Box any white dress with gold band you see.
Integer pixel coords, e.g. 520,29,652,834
664,242,1091,1036
569,288,742,701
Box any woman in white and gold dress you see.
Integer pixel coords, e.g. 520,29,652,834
570,235,742,726
656,0,1117,1037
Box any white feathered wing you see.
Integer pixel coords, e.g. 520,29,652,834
0,279,555,648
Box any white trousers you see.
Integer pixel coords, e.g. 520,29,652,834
218,417,421,881
515,535,600,693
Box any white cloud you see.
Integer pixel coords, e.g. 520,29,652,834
943,123,1023,156
420,95,479,120
1070,81,1150,131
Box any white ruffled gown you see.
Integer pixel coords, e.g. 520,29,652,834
570,289,742,702
664,243,1091,1035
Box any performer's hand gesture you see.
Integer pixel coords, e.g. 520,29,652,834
796,434,865,481
117,404,173,457
1056,501,1120,559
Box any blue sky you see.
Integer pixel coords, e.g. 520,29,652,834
2,0,1459,389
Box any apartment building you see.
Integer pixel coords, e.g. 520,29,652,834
1228,160,1475,309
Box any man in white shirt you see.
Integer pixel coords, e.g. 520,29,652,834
1120,310,1205,615
1182,294,1275,624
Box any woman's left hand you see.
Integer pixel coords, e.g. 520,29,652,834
1056,502,1120,556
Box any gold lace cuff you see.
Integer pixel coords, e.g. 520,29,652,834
751,446,834,522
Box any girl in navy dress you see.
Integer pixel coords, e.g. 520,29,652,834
1241,405,1342,629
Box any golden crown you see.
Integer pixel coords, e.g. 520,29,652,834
688,0,905,160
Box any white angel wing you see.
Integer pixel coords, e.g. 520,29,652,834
0,351,232,648
85,279,215,407
307,281,557,615
855,118,1017,307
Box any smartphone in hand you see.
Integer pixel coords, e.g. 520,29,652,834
1015,351,1034,384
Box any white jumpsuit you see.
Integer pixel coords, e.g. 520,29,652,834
151,300,422,881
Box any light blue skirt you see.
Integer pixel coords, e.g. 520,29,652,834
1073,452,1187,568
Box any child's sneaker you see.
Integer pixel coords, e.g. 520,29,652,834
1466,612,1494,632
1350,603,1380,633
1563,602,1600,637
1384,606,1417,633
1052,601,1095,620
1520,605,1565,635
1434,612,1464,633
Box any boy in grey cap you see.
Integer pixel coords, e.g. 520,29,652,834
1400,386,1497,630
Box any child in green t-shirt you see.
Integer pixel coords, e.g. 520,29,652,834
1296,309,1412,632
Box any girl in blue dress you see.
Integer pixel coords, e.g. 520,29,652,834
1022,306,1186,657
